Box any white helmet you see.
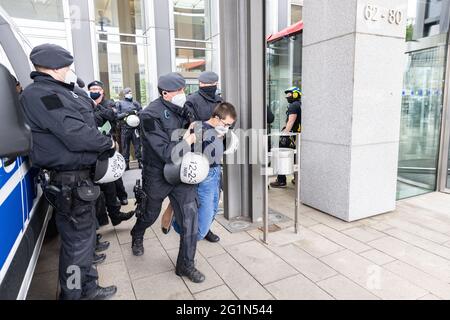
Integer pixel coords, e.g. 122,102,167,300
164,152,210,185
223,131,239,155
94,152,126,184
126,114,140,128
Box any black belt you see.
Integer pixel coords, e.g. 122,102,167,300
50,169,92,186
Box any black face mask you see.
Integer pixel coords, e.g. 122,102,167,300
200,86,218,99
287,97,297,104
90,92,102,100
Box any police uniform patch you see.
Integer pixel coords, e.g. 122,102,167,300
41,94,63,111
143,118,156,132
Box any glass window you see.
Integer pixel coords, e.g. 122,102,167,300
291,4,302,23
397,0,449,199
0,0,64,22
174,0,213,78
397,46,447,199
94,0,149,107
267,33,302,138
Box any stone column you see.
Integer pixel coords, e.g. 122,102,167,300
301,0,408,221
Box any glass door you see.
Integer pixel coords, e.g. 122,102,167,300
397,43,447,199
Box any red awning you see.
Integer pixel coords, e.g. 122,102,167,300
267,21,303,43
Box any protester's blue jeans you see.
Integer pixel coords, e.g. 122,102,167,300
174,166,221,241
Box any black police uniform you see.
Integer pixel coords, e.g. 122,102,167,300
117,99,143,167
21,72,113,300
97,97,128,201
92,98,131,226
186,89,223,122
277,99,302,185
131,97,199,272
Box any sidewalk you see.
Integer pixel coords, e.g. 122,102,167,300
27,189,450,300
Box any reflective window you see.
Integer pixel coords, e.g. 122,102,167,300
94,0,149,107
174,0,213,78
291,4,302,23
0,0,64,22
267,33,302,138
397,0,449,199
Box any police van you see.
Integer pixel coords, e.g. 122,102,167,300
0,13,52,300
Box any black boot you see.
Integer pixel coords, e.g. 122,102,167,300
82,286,117,300
176,266,206,284
96,238,110,252
205,230,220,243
110,211,135,227
120,198,129,206
93,253,106,265
132,237,144,256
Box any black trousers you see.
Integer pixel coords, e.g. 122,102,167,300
131,168,198,270
115,178,128,201
51,175,98,300
121,127,142,164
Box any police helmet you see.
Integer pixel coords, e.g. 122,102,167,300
94,152,126,184
126,114,140,128
164,152,210,185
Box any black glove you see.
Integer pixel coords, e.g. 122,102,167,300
98,148,116,161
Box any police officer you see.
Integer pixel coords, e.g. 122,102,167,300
270,87,302,188
186,71,223,122
88,81,129,204
20,44,117,300
130,72,205,283
117,88,142,170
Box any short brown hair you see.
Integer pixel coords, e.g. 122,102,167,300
212,102,237,120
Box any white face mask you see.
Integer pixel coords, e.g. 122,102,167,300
215,126,229,136
125,93,133,100
171,93,187,108
64,69,78,85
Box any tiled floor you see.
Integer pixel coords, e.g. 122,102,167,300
27,186,450,300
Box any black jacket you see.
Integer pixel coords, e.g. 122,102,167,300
21,72,112,171
185,90,223,122
140,97,191,171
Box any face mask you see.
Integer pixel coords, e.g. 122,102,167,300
200,86,218,98
90,92,102,100
64,69,78,85
171,93,187,108
125,94,133,100
287,97,296,104
215,126,229,136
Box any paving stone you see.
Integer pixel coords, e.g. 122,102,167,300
383,228,450,260
294,226,345,258
247,227,304,247
321,250,428,300
265,274,333,300
342,226,385,243
167,249,223,294
268,244,337,282
208,254,273,300
97,260,136,300
309,224,371,253
194,285,238,300
210,222,253,248
369,236,450,283
418,294,441,300
302,210,362,231
133,271,193,300
382,218,450,244
384,260,450,300
225,241,298,285
359,249,396,265
114,217,156,245
197,239,226,258
121,238,174,280
34,238,60,275
317,275,379,300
